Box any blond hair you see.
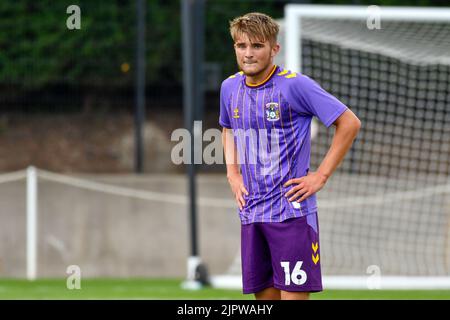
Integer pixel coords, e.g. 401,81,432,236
229,12,279,45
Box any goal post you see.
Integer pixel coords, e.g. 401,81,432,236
283,4,450,289
285,5,450,72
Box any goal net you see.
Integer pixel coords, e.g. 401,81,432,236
212,5,450,290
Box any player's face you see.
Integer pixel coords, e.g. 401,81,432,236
234,33,279,77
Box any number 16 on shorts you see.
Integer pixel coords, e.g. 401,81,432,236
281,261,307,286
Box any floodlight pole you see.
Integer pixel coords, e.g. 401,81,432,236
135,0,146,173
181,0,208,288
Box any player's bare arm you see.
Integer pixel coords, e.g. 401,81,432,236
222,128,248,210
284,109,361,202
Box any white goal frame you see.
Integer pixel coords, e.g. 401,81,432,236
278,4,450,290
285,4,450,72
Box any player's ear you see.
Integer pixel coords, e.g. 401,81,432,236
271,43,280,57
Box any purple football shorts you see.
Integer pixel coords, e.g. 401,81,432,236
240,212,323,294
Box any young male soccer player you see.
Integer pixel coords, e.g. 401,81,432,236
220,12,361,300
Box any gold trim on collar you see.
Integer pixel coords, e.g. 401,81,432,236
245,65,277,87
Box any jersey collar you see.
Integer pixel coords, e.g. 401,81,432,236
244,65,278,89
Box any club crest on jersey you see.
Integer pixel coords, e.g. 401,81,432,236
265,102,280,121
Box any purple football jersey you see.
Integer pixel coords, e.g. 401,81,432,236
220,65,347,224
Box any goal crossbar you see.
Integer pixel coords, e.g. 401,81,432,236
285,5,450,72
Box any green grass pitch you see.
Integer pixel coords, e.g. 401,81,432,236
0,279,449,300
